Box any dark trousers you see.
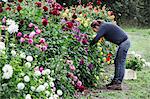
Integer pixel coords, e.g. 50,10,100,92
113,39,131,83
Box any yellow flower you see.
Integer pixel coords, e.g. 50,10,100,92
103,57,106,62
104,76,108,80
62,13,68,17
76,18,81,22
97,42,100,46
99,47,102,51
100,73,104,76
79,14,83,17
107,61,111,64
95,76,99,80
108,15,115,20
92,34,96,38
84,22,88,27
111,60,114,64
65,9,69,13
100,52,103,55
84,21,88,24
68,13,72,18
87,19,90,22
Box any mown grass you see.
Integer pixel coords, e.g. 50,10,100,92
125,28,150,61
80,28,150,99
96,68,150,99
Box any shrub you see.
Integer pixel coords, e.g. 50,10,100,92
126,52,146,71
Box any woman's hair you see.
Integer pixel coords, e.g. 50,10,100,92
91,20,104,28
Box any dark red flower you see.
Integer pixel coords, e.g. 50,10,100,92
19,20,24,25
108,53,112,57
18,0,23,2
78,85,85,92
42,18,48,26
56,3,63,11
17,5,22,12
82,38,88,45
67,73,74,78
79,59,84,65
79,11,82,14
66,21,74,28
50,9,60,15
0,8,3,13
5,7,11,11
106,57,111,62
43,6,48,12
75,85,85,92
97,0,101,5
88,63,94,70
35,2,42,7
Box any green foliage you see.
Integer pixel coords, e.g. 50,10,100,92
126,54,145,71
0,0,116,98
109,0,150,27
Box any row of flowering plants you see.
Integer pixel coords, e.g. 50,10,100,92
0,0,116,98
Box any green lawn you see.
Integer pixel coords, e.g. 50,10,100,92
81,28,150,99
96,68,150,99
125,28,150,61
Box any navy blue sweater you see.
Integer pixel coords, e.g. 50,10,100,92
90,22,128,46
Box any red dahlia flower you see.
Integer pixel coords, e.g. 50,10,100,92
78,85,85,92
35,2,42,7
75,85,85,92
106,57,111,62
67,73,74,78
79,11,82,14
97,0,101,5
43,6,48,12
5,7,11,11
19,20,24,25
82,38,88,45
18,0,23,2
42,18,48,26
0,8,3,13
108,53,112,57
66,21,73,28
50,9,60,15
17,5,22,12
55,3,63,11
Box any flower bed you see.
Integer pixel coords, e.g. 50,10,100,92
0,0,116,98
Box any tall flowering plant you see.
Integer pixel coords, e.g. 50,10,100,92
59,4,116,87
1,0,116,98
